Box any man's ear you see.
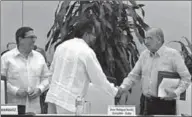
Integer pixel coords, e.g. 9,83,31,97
18,37,23,43
82,32,88,39
157,35,162,43
85,32,89,36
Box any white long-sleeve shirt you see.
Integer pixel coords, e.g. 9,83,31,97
1,48,51,113
45,38,117,112
121,45,191,97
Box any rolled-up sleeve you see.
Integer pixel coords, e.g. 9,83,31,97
173,51,191,97
85,50,117,97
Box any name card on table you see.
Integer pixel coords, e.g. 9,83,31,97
1,105,18,115
108,105,136,116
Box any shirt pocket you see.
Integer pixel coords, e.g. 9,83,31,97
30,65,43,77
158,60,172,71
7,66,20,79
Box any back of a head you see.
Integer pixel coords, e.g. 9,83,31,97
146,27,164,44
54,15,96,50
73,16,95,38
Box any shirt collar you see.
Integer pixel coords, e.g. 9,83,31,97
74,37,89,46
14,47,20,56
148,44,166,57
156,44,166,56
14,47,34,57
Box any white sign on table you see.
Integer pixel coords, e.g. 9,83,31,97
108,105,136,116
1,105,18,115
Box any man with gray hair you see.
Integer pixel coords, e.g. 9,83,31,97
116,27,191,115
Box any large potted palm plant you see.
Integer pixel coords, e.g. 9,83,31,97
42,0,150,114
45,0,149,86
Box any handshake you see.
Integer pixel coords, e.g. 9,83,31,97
114,86,131,105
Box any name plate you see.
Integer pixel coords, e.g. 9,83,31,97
108,105,136,116
1,105,18,115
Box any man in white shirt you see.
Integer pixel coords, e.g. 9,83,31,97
45,18,118,114
116,27,191,115
1,27,51,114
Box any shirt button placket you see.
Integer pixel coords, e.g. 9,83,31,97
149,80,152,93
26,58,30,89
149,56,155,95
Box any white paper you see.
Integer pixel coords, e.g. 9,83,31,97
158,78,180,98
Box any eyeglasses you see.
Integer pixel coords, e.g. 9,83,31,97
24,36,37,41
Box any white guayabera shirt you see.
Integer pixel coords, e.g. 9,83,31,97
46,38,117,112
1,48,51,114
121,45,191,97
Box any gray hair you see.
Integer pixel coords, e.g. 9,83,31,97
146,27,164,44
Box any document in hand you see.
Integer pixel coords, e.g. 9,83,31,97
157,71,186,100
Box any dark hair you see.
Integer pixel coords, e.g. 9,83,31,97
15,27,33,45
73,18,95,38
54,16,96,50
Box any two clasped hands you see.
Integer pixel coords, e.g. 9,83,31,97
16,87,41,99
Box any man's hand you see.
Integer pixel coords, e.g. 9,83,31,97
162,87,177,100
16,88,28,98
28,88,41,99
115,87,129,105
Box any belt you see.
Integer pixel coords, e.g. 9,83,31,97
143,94,175,102
145,95,161,102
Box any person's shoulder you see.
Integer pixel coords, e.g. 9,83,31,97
55,39,74,51
79,46,95,62
139,49,149,57
1,48,16,58
140,49,148,54
164,46,180,55
84,46,94,55
32,50,45,59
1,50,10,56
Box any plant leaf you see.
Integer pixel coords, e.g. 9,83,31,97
82,2,95,13
170,41,190,55
141,7,145,17
182,36,192,52
66,1,77,18
103,2,113,16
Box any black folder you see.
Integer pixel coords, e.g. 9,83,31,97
157,71,186,100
